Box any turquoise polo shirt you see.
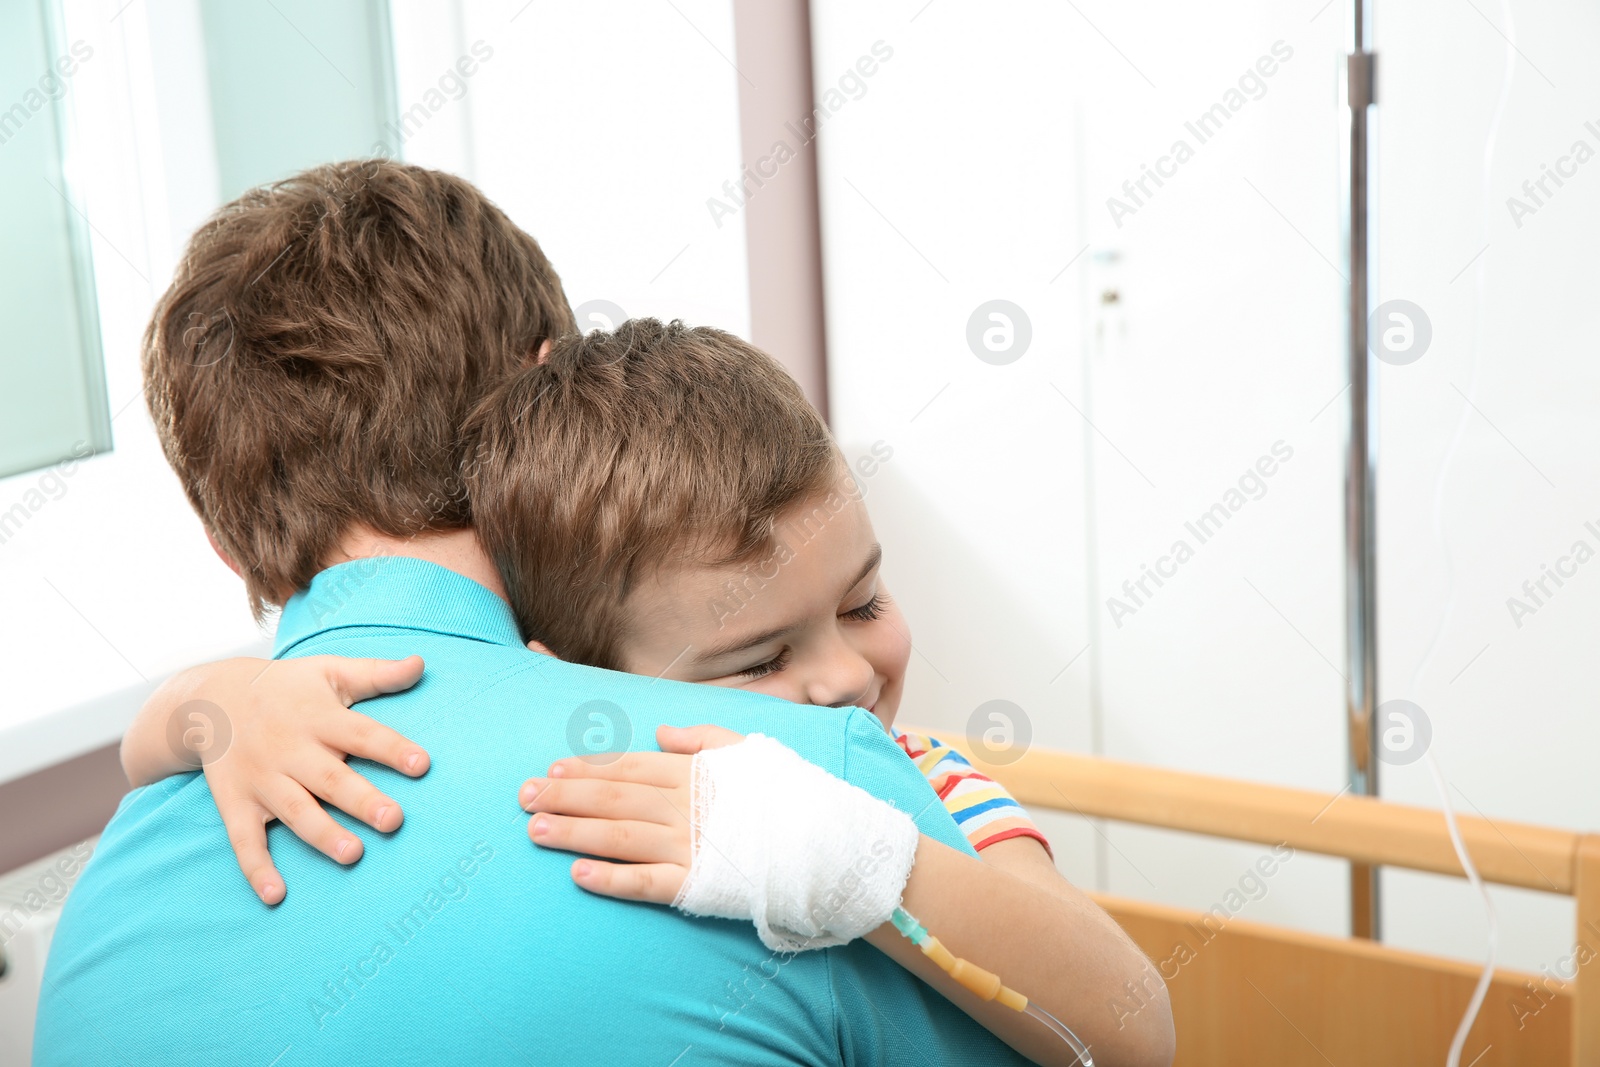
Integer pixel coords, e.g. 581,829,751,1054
35,557,1029,1065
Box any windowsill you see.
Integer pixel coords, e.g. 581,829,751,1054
0,638,272,785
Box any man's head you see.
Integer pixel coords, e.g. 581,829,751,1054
466,318,912,723
144,160,575,616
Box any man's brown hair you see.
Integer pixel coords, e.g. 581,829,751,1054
144,160,575,616
465,318,840,669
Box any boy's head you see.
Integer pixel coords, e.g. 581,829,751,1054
467,319,911,723
144,160,575,617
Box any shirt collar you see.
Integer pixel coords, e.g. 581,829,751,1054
274,556,524,657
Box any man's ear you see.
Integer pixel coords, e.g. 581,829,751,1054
531,339,554,366
205,528,242,578
526,638,559,658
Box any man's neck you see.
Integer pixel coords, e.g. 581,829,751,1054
326,526,509,601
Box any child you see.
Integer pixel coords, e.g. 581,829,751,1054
122,319,1171,1065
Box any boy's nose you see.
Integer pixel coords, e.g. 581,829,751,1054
812,642,876,711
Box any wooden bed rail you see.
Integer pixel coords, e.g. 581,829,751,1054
921,729,1600,1062
925,731,1580,894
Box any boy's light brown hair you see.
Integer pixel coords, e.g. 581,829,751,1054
465,318,840,669
143,160,575,617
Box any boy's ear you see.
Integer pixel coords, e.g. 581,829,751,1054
531,339,553,366
526,638,558,658
205,528,242,578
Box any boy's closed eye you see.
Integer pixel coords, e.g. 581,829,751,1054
726,588,891,682
841,591,888,623
736,648,790,680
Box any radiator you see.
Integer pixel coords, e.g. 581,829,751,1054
0,839,97,1065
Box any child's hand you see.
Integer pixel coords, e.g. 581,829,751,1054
174,655,429,904
522,725,920,954
518,724,744,903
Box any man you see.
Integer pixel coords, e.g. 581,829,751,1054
32,162,1031,1064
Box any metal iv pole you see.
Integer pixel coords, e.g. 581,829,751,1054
1345,0,1381,941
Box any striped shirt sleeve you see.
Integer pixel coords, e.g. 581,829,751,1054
892,728,1051,857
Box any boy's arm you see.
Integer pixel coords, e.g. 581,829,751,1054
121,658,266,786
863,835,1173,1067
884,731,1162,1061
122,655,430,903
865,728,1172,1062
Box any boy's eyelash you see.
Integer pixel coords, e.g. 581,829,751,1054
738,649,790,680
842,593,887,622
735,594,886,678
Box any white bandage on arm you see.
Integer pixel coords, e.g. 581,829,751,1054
670,733,920,953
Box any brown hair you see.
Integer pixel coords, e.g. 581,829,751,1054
143,160,575,616
465,318,839,669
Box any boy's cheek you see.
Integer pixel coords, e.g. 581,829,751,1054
864,670,904,732
864,633,915,726
871,700,899,731
877,609,913,683
864,627,909,726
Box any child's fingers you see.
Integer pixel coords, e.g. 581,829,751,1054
293,750,405,833
320,654,425,707
519,777,681,824
327,707,430,778
656,723,745,755
546,751,686,789
528,813,687,865
257,775,366,865
568,859,685,906
217,802,285,905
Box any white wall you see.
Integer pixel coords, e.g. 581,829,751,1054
812,0,1596,976
1371,0,1600,978
389,0,751,341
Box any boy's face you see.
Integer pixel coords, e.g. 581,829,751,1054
616,491,912,728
